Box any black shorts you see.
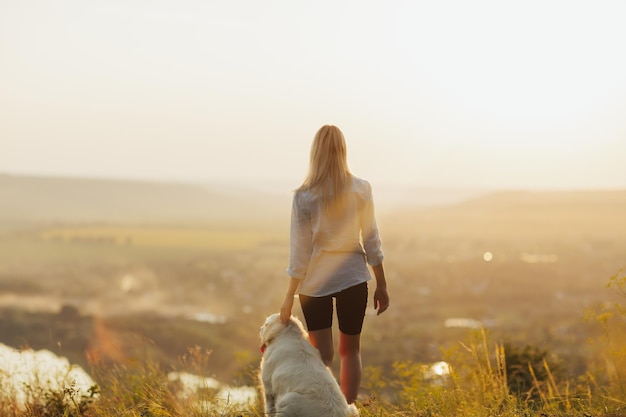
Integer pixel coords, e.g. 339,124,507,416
299,282,368,335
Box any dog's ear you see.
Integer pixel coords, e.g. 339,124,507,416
260,314,285,345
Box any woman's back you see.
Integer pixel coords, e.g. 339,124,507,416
289,176,383,297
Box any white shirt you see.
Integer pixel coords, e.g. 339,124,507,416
287,176,384,297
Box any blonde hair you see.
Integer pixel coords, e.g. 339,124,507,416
299,125,352,208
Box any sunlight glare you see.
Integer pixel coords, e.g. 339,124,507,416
521,252,559,264
168,371,256,409
444,318,483,329
0,343,96,407
430,361,451,377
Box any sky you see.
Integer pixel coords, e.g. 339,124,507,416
2,0,626,190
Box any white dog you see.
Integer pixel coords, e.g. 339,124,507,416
259,313,359,417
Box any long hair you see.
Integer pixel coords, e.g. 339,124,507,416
298,125,352,209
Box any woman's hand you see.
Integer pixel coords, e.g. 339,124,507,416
371,263,389,316
374,286,389,315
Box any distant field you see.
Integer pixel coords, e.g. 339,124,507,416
39,226,285,251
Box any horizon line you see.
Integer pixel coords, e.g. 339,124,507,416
1,171,625,193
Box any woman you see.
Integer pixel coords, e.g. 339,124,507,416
280,124,390,404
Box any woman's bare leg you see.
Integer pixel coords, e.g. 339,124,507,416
308,328,334,366
338,331,361,403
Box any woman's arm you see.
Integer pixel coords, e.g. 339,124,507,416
280,277,301,323
360,181,384,267
282,192,311,323
286,192,313,279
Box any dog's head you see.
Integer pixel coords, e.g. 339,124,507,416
259,313,307,353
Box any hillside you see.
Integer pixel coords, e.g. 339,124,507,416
381,188,626,241
2,174,626,240
0,174,289,225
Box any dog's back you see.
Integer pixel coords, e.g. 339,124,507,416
259,314,359,417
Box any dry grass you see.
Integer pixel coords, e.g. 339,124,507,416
2,318,625,417
2,268,626,417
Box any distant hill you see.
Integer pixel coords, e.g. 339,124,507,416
382,188,626,239
2,174,625,239
0,174,289,224
456,189,626,211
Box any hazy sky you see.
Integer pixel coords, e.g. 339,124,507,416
2,1,626,190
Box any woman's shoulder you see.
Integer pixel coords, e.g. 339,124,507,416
350,176,373,193
293,188,318,206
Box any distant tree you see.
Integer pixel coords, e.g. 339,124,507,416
58,304,80,321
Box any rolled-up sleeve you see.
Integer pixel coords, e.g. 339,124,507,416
286,192,313,279
360,183,384,266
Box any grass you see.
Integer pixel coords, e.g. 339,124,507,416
2,298,625,417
